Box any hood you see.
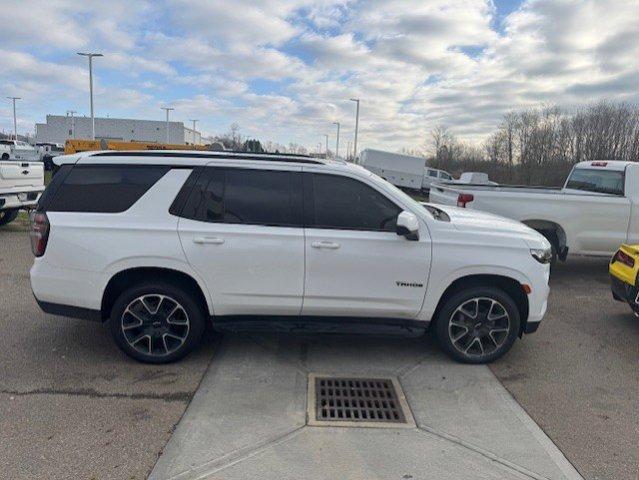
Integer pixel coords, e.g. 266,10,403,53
422,203,550,249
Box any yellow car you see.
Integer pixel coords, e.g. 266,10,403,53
610,244,639,315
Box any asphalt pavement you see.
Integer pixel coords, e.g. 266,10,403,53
0,230,216,480
0,228,637,479
491,257,639,480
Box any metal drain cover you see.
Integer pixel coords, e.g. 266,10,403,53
307,374,415,428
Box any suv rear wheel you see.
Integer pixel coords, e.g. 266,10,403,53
109,281,206,363
434,286,520,364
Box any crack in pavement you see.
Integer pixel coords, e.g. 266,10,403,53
0,387,193,402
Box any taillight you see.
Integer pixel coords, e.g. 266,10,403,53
29,211,50,257
612,249,635,268
457,193,474,207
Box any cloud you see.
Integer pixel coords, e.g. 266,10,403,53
2,0,639,152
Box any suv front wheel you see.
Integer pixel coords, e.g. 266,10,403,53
434,286,520,364
109,282,206,363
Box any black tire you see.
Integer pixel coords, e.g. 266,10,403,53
434,286,521,364
1,153,9,160
0,209,19,226
109,281,206,363
539,230,559,267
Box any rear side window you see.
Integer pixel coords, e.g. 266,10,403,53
565,168,624,196
179,167,302,227
46,165,169,213
305,173,401,232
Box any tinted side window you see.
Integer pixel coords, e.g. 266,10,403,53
180,168,302,227
47,165,169,213
307,173,401,232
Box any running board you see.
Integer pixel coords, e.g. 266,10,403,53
211,315,428,337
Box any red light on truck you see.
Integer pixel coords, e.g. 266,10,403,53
590,161,608,167
457,193,474,208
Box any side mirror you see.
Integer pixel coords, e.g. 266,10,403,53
396,211,419,241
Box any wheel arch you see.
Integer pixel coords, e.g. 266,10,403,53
432,274,530,335
101,267,211,321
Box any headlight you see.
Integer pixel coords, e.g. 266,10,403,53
530,247,552,264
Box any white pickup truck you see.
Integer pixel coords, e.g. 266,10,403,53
429,160,639,261
0,139,40,161
0,160,45,226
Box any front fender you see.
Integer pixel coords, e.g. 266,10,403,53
417,264,533,322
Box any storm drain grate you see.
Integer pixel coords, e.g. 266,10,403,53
308,375,415,428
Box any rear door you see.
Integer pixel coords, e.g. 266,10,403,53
301,171,431,318
177,164,305,316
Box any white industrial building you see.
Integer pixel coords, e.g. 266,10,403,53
35,115,202,145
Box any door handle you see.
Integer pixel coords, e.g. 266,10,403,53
311,241,340,250
193,236,225,245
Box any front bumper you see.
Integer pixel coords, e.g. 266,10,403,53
610,274,639,313
0,190,43,210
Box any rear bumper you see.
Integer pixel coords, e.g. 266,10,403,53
35,298,102,322
0,189,43,210
610,274,639,313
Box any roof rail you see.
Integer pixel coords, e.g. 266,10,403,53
90,150,324,165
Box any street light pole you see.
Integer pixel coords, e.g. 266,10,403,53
350,98,360,161
6,97,21,140
69,110,76,138
323,134,329,156
189,119,198,144
332,122,340,158
161,107,174,143
66,110,77,139
77,52,103,140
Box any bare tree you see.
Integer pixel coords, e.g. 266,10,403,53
421,101,639,186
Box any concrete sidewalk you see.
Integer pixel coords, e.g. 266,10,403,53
149,333,583,480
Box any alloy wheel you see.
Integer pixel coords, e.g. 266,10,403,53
448,297,511,358
121,294,190,357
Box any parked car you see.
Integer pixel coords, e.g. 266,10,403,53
30,150,551,364
609,244,639,316
429,160,638,262
0,158,45,226
0,139,40,161
422,167,453,191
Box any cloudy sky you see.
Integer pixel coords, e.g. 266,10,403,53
1,0,638,152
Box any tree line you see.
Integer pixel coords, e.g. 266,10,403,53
427,101,639,186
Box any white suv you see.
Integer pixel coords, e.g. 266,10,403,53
30,151,551,364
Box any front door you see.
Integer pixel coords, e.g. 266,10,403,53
301,171,431,318
178,165,305,316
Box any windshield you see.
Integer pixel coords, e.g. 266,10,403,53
565,168,624,196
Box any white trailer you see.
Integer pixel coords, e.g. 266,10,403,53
359,149,426,190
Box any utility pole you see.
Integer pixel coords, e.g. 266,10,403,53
332,122,340,158
189,119,198,144
323,134,329,156
161,107,174,143
6,97,21,140
77,52,103,140
66,110,77,138
350,98,360,161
